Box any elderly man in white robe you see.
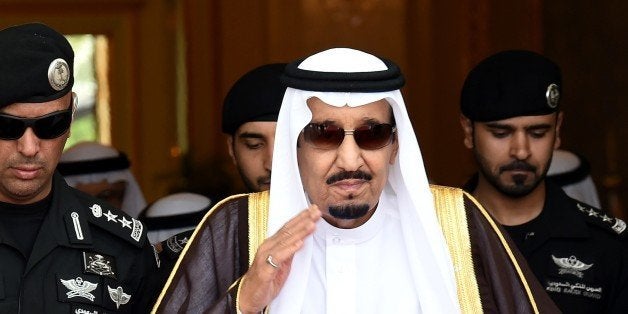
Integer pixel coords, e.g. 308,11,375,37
153,48,558,313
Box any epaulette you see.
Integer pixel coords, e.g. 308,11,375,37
75,193,147,248
574,201,627,236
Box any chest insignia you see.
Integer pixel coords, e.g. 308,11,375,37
552,255,593,278
90,204,102,218
166,234,189,253
83,251,117,279
60,277,98,301
108,285,131,309
74,309,98,314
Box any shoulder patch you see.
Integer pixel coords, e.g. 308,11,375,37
575,202,626,235
86,202,147,247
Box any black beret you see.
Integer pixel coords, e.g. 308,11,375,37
281,54,404,92
221,63,287,134
461,50,561,122
0,22,74,108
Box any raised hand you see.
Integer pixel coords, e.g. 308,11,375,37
237,205,321,313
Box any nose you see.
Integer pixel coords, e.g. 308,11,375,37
335,134,364,171
17,127,41,157
509,131,531,160
263,143,273,171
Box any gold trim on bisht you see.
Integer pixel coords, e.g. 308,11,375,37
248,190,270,266
248,191,271,314
431,185,483,313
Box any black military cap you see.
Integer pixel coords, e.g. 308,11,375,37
0,22,74,108
221,63,287,134
461,50,561,122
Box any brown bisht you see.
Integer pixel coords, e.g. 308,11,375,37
152,186,559,313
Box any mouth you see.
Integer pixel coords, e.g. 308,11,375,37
257,178,271,188
12,165,42,180
504,169,533,175
330,179,367,194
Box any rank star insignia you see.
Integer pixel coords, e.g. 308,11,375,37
552,255,593,279
83,251,117,279
60,277,98,301
587,208,598,217
601,214,613,222
104,210,118,222
118,216,132,229
108,285,131,309
576,203,586,213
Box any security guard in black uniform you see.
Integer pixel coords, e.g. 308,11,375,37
0,23,159,313
459,50,628,313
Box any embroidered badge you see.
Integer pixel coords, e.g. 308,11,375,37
612,218,627,234
60,277,98,302
166,234,189,254
108,285,131,309
130,218,143,242
71,212,84,240
552,255,593,278
74,307,99,314
546,280,603,300
48,58,70,91
83,252,117,279
90,204,102,218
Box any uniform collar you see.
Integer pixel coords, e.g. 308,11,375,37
464,174,589,238
26,172,94,272
541,181,589,239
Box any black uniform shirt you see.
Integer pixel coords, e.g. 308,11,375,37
0,194,49,259
0,173,160,313
465,177,628,313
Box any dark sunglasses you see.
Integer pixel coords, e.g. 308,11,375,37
302,122,396,150
0,94,76,140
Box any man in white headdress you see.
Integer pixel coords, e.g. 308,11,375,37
153,48,557,313
547,149,601,208
140,192,212,243
58,141,147,217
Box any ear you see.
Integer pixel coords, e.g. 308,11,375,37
554,111,563,149
389,133,399,165
227,136,237,165
460,115,474,149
